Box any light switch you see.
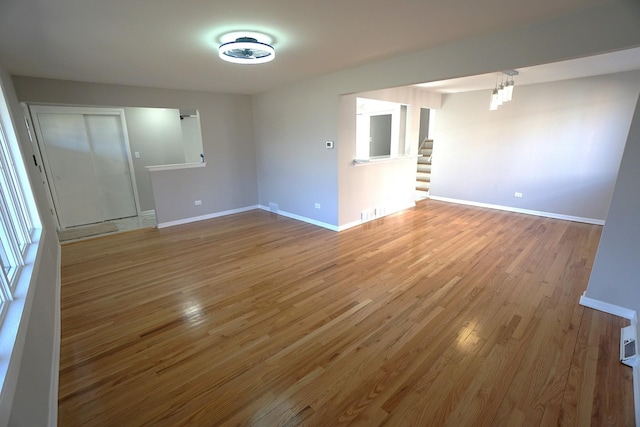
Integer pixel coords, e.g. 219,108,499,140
134,151,140,158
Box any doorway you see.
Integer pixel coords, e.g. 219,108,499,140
29,105,140,229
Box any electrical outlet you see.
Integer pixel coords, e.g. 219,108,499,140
514,192,523,198
315,203,321,209
194,200,202,206
134,151,140,158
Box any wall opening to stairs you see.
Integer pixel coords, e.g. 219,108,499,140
416,108,434,200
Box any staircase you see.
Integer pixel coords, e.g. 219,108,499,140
416,139,433,200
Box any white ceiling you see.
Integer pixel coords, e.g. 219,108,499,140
0,0,636,95
416,47,640,94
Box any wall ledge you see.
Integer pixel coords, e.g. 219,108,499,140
146,162,206,172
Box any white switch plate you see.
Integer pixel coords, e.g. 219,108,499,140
514,192,523,198
325,141,334,149
315,203,321,209
194,200,202,206
134,151,140,158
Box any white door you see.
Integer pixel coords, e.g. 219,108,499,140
31,106,138,228
84,114,137,221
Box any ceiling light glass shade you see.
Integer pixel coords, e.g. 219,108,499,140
218,37,275,64
496,85,504,106
503,81,514,102
490,89,499,110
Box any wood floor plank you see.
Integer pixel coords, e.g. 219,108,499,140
58,200,633,426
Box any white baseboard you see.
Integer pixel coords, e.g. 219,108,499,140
257,205,339,231
49,242,61,427
342,202,416,231
157,204,341,232
156,205,259,229
428,196,605,225
257,201,416,232
579,292,638,323
337,220,362,231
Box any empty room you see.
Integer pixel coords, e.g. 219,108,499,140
1,0,640,425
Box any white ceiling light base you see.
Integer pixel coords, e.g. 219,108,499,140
218,33,275,64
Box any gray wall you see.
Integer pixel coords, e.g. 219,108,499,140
252,1,640,229
584,95,640,314
2,2,640,422
430,71,640,221
0,66,60,427
124,107,185,212
12,77,258,223
252,78,340,225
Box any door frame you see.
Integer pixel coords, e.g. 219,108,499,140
26,104,142,230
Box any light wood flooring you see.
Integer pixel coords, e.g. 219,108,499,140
59,200,633,426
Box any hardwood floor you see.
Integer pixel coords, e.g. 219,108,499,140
59,200,634,426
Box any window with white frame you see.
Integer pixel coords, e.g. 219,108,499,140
0,85,37,326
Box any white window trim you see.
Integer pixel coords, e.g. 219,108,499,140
0,80,45,423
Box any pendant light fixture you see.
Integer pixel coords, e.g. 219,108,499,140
218,32,275,64
489,70,518,111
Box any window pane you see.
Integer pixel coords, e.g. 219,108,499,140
0,125,31,253
0,215,17,284
0,241,10,276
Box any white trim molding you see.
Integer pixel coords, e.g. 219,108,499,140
579,292,638,323
429,196,605,225
257,206,339,231
156,205,258,228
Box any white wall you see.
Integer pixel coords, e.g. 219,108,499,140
0,66,60,427
430,71,640,222
12,77,258,224
338,88,442,228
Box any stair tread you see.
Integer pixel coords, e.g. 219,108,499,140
421,139,434,149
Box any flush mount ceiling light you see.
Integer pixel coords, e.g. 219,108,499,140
218,31,275,64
